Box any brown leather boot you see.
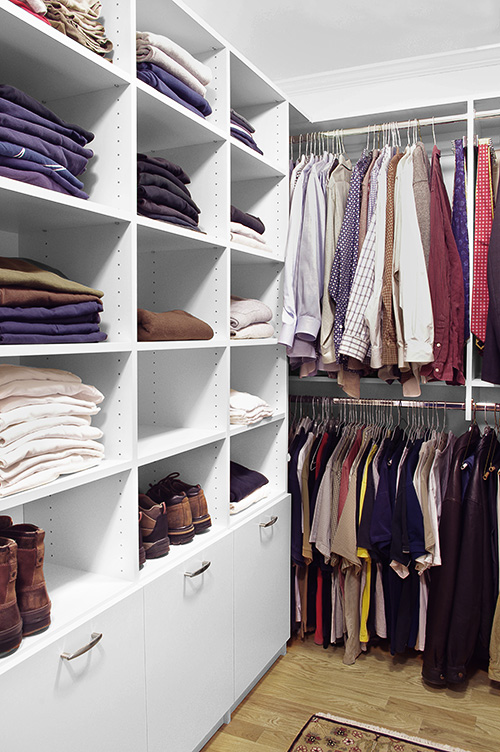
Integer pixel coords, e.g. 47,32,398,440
0,537,23,656
160,473,211,534
2,525,51,636
148,480,195,545
138,494,170,559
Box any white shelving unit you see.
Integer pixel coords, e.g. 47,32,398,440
0,2,290,751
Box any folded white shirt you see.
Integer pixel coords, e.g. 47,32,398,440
0,394,99,413
0,433,104,468
0,401,100,430
0,455,103,498
0,445,104,482
0,414,93,447
0,379,104,404
137,30,212,86
229,483,269,514
136,43,207,97
230,322,275,339
0,364,81,388
230,388,271,412
230,233,275,254
229,222,266,244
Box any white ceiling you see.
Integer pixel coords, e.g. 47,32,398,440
184,0,499,86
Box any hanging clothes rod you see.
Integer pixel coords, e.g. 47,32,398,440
290,108,500,142
289,395,500,412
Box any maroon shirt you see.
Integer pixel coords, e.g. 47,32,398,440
421,146,465,385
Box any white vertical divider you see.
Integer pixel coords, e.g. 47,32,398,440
465,98,475,420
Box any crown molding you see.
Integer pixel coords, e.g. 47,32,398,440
277,44,500,98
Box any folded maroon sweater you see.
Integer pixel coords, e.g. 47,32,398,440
137,308,213,341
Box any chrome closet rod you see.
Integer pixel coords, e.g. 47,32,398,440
290,108,500,141
289,395,500,412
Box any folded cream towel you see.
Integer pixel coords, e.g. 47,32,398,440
230,297,273,330
137,30,212,86
230,222,267,244
230,322,274,339
230,233,275,253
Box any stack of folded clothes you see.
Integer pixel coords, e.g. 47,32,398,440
0,256,107,344
230,389,274,426
136,31,212,119
0,364,104,497
0,84,94,199
230,460,269,515
137,153,201,230
230,109,263,155
46,0,113,59
230,296,274,339
230,205,274,252
137,308,213,341
8,0,52,24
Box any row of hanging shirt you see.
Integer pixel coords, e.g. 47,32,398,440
289,397,500,685
280,123,500,396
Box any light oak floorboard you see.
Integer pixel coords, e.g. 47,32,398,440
201,637,500,752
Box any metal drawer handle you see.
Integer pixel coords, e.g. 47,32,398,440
60,632,102,661
184,560,211,578
260,515,278,528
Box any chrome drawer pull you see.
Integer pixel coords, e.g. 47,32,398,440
60,632,102,661
259,515,278,528
184,560,211,578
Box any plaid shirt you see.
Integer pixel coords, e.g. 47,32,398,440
328,150,372,362
339,147,392,361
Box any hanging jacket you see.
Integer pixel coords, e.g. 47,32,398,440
422,424,480,685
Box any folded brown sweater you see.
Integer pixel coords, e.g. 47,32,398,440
137,308,213,341
0,257,103,297
0,288,102,308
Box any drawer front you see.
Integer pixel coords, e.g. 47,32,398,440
2,590,147,752
144,534,233,752
233,495,291,699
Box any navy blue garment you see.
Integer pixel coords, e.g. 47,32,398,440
0,111,93,160
138,213,203,232
289,429,308,566
137,184,199,223
137,153,190,184
0,85,94,144
230,206,265,235
370,430,405,557
0,155,88,199
137,160,192,196
358,438,389,552
231,128,264,155
0,141,84,190
138,171,200,213
0,123,89,175
405,439,426,561
137,63,212,118
230,109,255,133
229,460,268,503
0,97,90,147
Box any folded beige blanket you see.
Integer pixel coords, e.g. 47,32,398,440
137,30,212,86
230,296,273,330
230,322,274,339
138,308,213,341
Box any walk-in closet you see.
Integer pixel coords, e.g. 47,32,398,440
1,1,499,751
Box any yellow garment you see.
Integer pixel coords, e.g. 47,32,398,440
357,443,378,643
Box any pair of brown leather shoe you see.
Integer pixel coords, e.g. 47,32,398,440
144,472,211,547
0,516,51,657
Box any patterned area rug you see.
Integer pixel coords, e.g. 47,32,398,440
287,713,470,752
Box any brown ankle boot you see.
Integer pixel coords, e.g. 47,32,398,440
0,537,23,656
3,525,51,636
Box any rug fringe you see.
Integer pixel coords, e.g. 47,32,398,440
314,713,471,752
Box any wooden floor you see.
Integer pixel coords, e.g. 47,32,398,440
202,636,500,752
